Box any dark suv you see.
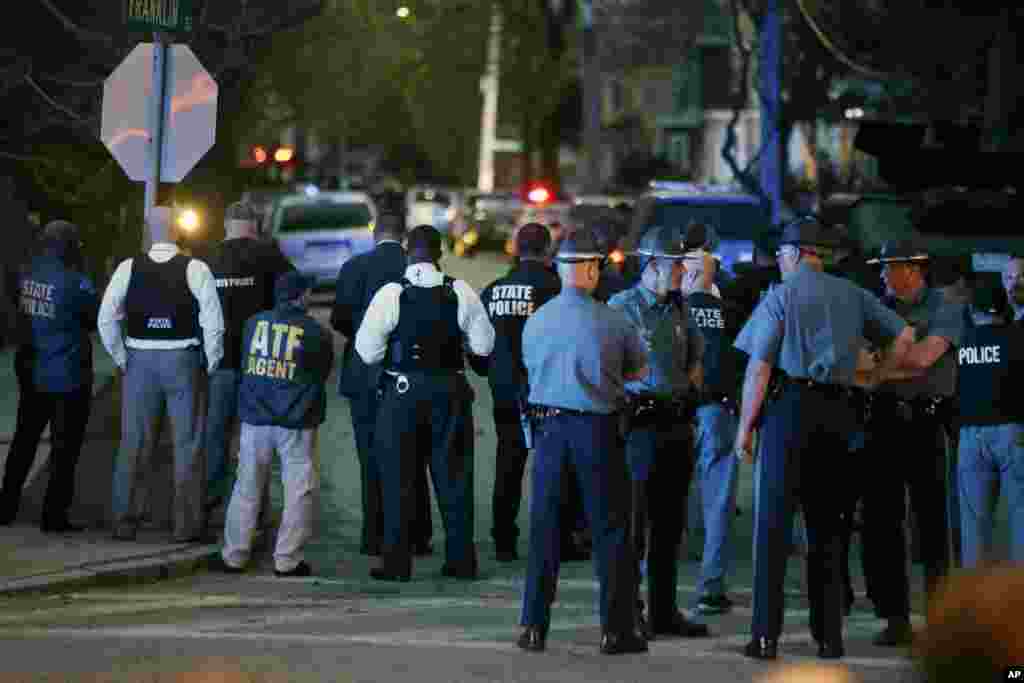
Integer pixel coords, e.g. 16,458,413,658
622,183,776,279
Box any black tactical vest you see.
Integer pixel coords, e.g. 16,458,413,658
384,276,463,373
956,319,1024,426
123,254,200,341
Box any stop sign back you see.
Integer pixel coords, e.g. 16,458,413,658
102,43,217,183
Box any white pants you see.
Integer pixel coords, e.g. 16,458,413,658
223,423,318,572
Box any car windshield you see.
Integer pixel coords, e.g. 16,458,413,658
278,202,372,232
650,201,769,240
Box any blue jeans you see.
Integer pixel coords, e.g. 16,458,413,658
958,423,1024,567
205,369,241,503
693,403,739,597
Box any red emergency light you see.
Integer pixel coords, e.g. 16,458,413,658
527,185,551,204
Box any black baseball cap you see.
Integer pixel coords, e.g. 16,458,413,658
516,222,551,257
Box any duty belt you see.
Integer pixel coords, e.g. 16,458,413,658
765,372,856,407
525,404,608,420
870,393,951,422
629,394,694,423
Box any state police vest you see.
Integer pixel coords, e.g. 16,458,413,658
956,321,1024,426
123,254,200,341
687,291,738,396
384,276,463,373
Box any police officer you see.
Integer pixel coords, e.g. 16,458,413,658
683,249,744,616
479,223,561,562
956,274,1024,566
332,213,433,557
860,239,965,647
518,228,649,655
0,221,98,531
1005,256,1024,323
204,200,295,518
355,225,494,581
733,218,914,660
217,272,333,576
98,207,225,542
608,225,709,640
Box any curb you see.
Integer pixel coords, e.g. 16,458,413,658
0,543,220,597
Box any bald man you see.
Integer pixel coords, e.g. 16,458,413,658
98,207,224,543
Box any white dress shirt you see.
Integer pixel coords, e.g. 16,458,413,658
98,243,225,372
355,262,495,367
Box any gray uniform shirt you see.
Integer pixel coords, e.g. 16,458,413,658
523,287,647,414
877,287,964,398
734,264,907,385
608,285,702,398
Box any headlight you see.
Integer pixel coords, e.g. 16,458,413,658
463,230,479,246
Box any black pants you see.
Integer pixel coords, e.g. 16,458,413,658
1,350,92,526
861,403,949,619
753,384,854,645
350,386,432,553
490,397,528,550
375,372,476,575
626,420,695,624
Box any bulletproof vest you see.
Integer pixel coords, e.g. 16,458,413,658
384,276,463,373
123,254,200,341
956,320,1023,425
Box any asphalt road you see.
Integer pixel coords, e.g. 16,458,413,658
0,250,928,683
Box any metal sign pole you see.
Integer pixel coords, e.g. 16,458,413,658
143,33,170,250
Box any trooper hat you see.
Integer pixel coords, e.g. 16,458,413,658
635,225,687,260
777,216,839,249
865,238,930,265
553,228,604,263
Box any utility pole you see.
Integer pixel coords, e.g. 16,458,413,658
477,6,502,192
759,0,783,225
581,0,602,193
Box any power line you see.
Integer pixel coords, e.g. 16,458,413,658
24,75,84,121
793,0,892,80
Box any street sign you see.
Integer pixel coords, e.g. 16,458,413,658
101,43,217,183
126,0,194,32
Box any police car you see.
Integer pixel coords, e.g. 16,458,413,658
623,181,775,278
269,189,378,288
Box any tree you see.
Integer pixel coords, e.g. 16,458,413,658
721,0,1014,210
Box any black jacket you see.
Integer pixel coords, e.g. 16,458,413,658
479,259,561,394
331,240,406,397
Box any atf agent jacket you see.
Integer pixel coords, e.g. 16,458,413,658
238,302,334,429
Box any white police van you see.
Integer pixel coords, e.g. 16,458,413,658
270,188,377,289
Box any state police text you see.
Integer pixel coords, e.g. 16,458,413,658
245,320,304,380
488,285,535,317
20,279,56,319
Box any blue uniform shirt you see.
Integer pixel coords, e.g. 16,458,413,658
608,284,702,398
18,255,99,393
238,303,334,429
877,287,964,398
523,287,647,414
734,263,906,385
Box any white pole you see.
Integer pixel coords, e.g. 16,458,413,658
477,7,502,192
144,33,170,250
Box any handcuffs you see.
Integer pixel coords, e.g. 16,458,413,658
395,374,410,394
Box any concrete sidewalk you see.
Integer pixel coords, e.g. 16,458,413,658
0,341,219,596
